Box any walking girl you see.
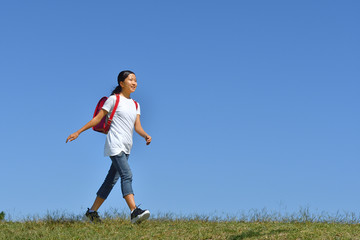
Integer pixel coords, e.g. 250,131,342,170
66,70,152,224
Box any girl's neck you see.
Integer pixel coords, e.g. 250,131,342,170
120,92,131,99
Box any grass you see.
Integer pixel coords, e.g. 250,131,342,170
1,208,360,239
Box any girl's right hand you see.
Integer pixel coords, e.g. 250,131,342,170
66,132,79,143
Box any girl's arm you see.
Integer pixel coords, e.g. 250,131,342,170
134,114,152,145
66,109,108,143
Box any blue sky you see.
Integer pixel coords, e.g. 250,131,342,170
1,1,359,220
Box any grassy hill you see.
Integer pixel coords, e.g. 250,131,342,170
1,209,360,239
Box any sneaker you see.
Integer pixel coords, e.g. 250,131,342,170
85,208,102,223
131,207,150,224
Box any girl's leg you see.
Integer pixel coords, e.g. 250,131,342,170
92,162,120,211
90,196,105,211
124,194,136,211
111,152,150,224
110,152,136,211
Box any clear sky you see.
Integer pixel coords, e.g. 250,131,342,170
1,1,359,220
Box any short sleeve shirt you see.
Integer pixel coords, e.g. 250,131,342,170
102,95,141,156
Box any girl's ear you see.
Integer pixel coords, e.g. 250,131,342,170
119,81,124,88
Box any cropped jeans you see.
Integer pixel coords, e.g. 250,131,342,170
96,152,134,199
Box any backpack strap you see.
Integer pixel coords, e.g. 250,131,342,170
133,100,138,110
107,94,120,127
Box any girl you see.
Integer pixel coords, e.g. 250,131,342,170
66,70,152,224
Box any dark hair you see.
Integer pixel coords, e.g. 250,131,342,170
111,70,135,95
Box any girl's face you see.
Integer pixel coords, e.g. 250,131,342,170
120,74,137,93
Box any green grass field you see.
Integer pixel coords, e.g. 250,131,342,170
1,209,360,239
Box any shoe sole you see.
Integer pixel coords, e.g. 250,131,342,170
131,210,150,224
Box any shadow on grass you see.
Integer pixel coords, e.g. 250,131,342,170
229,229,287,240
228,230,262,240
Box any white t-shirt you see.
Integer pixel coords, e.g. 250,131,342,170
102,95,141,156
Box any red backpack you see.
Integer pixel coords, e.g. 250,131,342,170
92,94,138,134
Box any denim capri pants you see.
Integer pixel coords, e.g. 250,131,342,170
96,151,134,199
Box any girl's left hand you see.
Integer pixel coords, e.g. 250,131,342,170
145,135,152,145
66,132,79,143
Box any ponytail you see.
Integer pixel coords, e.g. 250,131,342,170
111,85,122,95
